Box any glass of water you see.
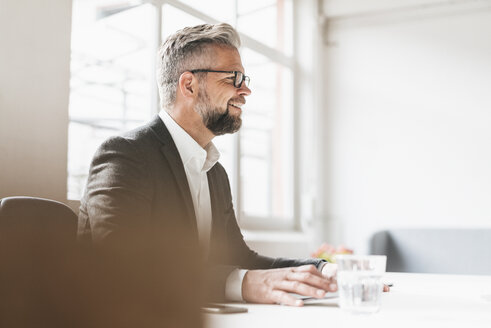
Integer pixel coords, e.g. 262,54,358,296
335,255,387,314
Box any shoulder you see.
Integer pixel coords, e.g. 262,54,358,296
208,162,232,194
95,116,164,158
94,135,143,164
209,161,228,178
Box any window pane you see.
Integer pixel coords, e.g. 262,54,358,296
240,47,294,221
68,1,155,199
162,4,205,40
237,0,293,56
68,1,296,228
180,0,235,24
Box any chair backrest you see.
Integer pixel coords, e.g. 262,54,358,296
370,229,491,275
0,196,79,327
0,196,77,238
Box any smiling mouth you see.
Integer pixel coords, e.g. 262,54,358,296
228,102,244,110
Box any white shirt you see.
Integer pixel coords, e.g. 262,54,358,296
159,110,218,255
159,110,245,301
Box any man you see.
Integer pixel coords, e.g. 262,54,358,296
78,23,337,307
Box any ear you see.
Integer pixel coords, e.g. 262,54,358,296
177,71,198,100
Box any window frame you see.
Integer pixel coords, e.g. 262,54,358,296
68,0,302,232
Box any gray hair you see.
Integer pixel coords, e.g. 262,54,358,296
156,23,241,110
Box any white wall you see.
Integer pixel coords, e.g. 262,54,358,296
0,0,72,203
321,0,491,254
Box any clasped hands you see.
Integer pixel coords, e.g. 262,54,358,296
242,263,390,306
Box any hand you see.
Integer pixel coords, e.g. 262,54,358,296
321,262,391,292
241,265,337,306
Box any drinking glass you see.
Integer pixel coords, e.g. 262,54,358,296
335,255,387,314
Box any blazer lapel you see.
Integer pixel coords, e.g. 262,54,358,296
148,116,196,226
207,168,218,229
207,165,223,260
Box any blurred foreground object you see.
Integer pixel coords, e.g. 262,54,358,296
0,197,79,327
311,243,353,263
0,196,203,328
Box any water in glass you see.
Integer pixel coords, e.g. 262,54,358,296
338,271,383,313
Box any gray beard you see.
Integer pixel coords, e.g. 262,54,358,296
196,90,242,136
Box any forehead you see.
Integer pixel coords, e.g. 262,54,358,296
209,45,245,72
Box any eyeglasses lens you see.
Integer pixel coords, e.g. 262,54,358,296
234,72,250,88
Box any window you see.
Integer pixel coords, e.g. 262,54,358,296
68,0,155,199
68,0,296,230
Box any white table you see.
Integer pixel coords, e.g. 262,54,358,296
204,272,491,328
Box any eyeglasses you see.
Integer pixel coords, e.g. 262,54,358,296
189,69,250,88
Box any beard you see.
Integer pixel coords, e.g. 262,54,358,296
195,87,242,136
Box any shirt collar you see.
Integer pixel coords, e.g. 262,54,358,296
159,109,220,172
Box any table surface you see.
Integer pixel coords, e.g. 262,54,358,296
204,272,491,328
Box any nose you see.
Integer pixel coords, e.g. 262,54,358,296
238,83,251,96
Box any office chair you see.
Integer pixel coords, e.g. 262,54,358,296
0,196,77,239
0,196,79,327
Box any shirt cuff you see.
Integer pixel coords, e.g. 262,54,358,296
225,269,248,301
319,262,337,278
318,261,328,272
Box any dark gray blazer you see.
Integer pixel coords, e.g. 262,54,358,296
78,116,324,300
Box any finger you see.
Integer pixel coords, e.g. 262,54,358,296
383,285,390,292
326,275,338,292
328,281,338,292
270,290,304,307
275,280,327,298
286,271,331,291
293,265,324,277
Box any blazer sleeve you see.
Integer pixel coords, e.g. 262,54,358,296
218,164,325,270
204,164,325,301
78,136,153,247
77,136,204,325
